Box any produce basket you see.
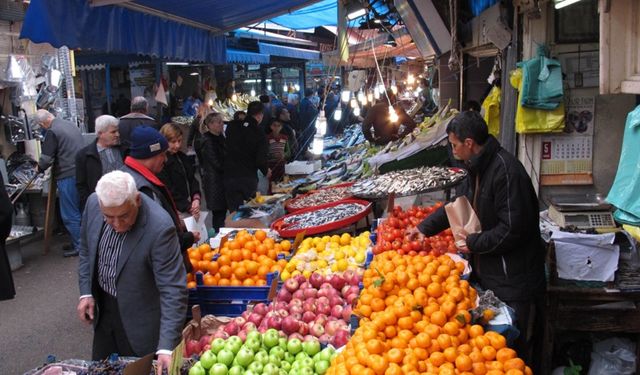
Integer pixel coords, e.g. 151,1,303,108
271,199,372,238
193,272,278,316
284,182,355,212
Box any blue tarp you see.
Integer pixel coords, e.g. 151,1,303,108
258,43,320,60
20,0,228,63
469,0,500,17
226,49,270,64
270,0,337,29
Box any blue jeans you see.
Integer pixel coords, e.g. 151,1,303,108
56,177,81,251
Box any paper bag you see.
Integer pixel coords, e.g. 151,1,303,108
444,196,482,249
183,211,209,246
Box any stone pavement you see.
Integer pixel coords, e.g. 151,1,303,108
0,234,92,374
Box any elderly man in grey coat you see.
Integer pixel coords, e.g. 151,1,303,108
77,171,186,373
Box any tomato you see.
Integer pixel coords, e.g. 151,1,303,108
401,243,411,253
410,240,422,251
392,240,402,250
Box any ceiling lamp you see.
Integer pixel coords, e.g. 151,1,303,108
554,0,584,9
347,8,366,20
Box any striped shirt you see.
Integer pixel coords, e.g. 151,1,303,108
97,223,127,297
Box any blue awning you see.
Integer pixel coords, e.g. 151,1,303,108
20,0,228,63
269,0,337,29
226,49,270,64
258,43,320,60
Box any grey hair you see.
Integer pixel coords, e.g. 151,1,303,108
95,115,119,134
95,171,139,207
200,112,222,134
288,93,299,103
130,96,148,112
34,109,54,124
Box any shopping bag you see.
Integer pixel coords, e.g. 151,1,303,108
444,196,482,250
183,211,209,246
510,68,565,134
482,86,501,136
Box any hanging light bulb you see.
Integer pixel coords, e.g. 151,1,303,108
208,99,214,107
334,108,342,121
377,84,385,94
353,106,361,117
283,84,289,93
250,88,256,97
267,84,272,91
374,90,380,100
341,90,351,103
350,98,358,109
391,84,398,95
231,93,238,101
389,105,399,123
357,91,365,104
407,74,415,85
367,92,374,103
316,110,327,136
294,84,300,92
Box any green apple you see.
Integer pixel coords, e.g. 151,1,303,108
234,347,254,368
247,361,263,373
315,360,330,375
284,352,295,364
318,347,334,362
224,339,242,355
287,338,303,355
246,330,261,343
209,363,228,375
280,360,291,372
295,352,309,361
262,363,280,375
269,346,285,359
228,365,243,375
216,349,234,367
278,337,288,350
188,362,206,375
302,339,321,356
244,371,258,375
268,353,281,366
263,329,280,349
199,351,217,370
254,351,269,365
210,338,226,354
299,367,314,375
244,337,261,353
300,357,314,368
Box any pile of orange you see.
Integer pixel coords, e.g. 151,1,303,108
186,229,290,288
327,251,531,375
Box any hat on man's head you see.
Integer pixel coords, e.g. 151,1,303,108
129,126,168,159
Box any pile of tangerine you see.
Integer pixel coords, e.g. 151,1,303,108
327,251,532,375
186,229,290,288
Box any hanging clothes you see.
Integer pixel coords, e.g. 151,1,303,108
607,105,640,225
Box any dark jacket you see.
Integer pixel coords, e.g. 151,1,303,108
122,158,194,271
298,97,318,133
157,151,201,213
194,132,226,211
224,116,269,179
38,118,84,179
0,172,15,300
75,140,127,210
418,136,545,301
118,113,157,147
362,102,416,145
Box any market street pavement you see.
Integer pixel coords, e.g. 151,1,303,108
0,234,92,374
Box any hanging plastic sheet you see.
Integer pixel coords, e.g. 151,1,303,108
607,105,640,225
481,86,501,136
510,68,565,134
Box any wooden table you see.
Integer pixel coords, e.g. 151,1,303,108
542,244,640,374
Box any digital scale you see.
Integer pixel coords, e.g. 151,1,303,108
547,194,616,229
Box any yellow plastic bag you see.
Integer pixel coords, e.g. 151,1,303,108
510,68,565,134
623,224,640,243
482,86,501,136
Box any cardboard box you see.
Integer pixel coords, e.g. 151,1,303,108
551,231,620,282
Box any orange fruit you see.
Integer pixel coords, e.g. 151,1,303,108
496,348,517,363
187,281,197,289
481,346,497,361
455,354,473,371
427,283,443,298
219,265,232,279
430,310,447,326
503,358,525,371
234,266,247,280
366,339,385,355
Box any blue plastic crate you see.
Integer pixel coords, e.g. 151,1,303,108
349,314,360,335
194,271,279,301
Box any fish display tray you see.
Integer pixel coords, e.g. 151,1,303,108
351,167,467,199
271,199,372,238
284,182,355,212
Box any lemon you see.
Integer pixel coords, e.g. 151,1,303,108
339,233,352,246
280,270,291,281
337,259,348,271
303,270,312,279
330,263,339,272
322,235,331,243
334,250,345,260
330,234,341,243
355,252,366,264
291,270,301,277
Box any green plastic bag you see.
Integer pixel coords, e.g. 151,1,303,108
482,86,501,136
510,68,565,134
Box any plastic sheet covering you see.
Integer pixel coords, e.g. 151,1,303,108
19,0,227,64
226,49,270,64
607,105,640,224
258,43,320,60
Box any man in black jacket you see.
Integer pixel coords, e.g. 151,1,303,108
411,111,545,361
224,101,271,212
76,115,127,211
118,96,157,147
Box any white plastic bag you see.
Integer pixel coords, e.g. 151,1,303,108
587,337,637,375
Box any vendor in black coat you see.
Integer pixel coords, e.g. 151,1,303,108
410,111,545,362
76,115,127,211
194,113,227,231
224,102,271,212
158,123,202,218
0,171,15,301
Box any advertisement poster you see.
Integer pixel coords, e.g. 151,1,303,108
129,64,157,110
540,94,595,185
